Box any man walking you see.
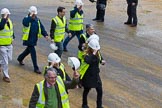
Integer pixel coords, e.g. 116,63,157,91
0,8,14,82
124,0,138,27
17,6,48,74
50,7,69,57
63,0,84,52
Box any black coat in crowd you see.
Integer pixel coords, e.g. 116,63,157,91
81,54,102,88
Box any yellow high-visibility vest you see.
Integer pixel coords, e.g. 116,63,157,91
77,33,87,62
0,18,13,45
60,63,66,81
52,16,66,42
22,19,42,40
69,11,83,31
36,76,70,108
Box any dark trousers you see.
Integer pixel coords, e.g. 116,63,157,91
127,4,137,25
95,3,106,21
17,46,39,71
96,9,105,21
63,30,83,49
82,85,103,107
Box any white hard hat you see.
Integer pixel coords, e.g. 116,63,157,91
1,8,10,15
86,34,99,43
68,57,80,70
49,43,58,51
88,39,100,50
28,6,37,14
75,0,84,6
47,53,61,63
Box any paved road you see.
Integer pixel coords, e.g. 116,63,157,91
0,0,162,108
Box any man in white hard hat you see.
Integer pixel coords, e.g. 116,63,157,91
63,0,84,52
17,6,49,74
50,6,70,57
0,8,15,82
80,39,105,108
44,53,71,81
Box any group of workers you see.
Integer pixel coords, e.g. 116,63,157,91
0,0,138,108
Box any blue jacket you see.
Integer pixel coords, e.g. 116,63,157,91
70,6,83,18
22,15,48,46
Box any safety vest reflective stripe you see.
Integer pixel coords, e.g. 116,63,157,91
69,11,83,31
22,20,42,40
56,76,70,108
0,36,12,38
60,63,66,81
0,18,13,45
53,16,66,42
36,80,45,108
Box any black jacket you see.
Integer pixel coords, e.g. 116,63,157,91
97,0,107,5
81,54,102,88
127,0,138,5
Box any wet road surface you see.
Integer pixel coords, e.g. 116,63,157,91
0,0,162,108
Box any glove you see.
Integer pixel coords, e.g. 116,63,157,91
89,0,95,3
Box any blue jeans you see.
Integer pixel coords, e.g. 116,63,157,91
55,42,63,57
17,46,39,71
63,30,83,49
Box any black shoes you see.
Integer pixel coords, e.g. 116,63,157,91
93,18,104,22
96,20,104,22
124,22,137,27
130,24,137,27
92,18,99,21
34,70,41,74
82,105,89,108
124,22,131,25
63,48,68,52
17,59,25,65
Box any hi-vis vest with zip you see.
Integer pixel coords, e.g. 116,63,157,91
36,76,70,108
22,19,42,40
78,33,87,62
44,63,66,81
52,16,66,42
79,51,102,79
0,18,13,45
69,10,83,31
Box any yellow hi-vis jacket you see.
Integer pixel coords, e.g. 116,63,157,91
43,63,66,81
69,11,83,31
59,63,66,81
80,52,102,79
52,16,66,42
22,20,42,40
77,33,87,62
0,18,13,45
36,76,70,108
